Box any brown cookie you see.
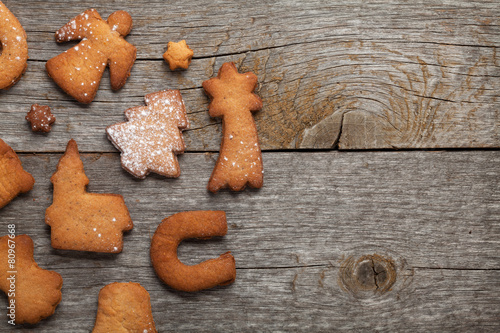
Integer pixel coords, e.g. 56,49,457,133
0,138,34,209
163,40,194,70
106,90,189,179
0,1,28,89
45,139,133,253
46,9,136,103
202,62,264,193
150,211,236,292
26,104,56,133
92,282,157,333
0,234,63,324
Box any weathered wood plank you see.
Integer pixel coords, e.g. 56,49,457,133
0,0,498,151
7,267,500,332
0,1,498,332
0,150,498,331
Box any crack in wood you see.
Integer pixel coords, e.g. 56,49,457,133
370,257,381,290
184,122,219,132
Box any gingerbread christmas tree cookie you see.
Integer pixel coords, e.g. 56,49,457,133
106,90,189,179
46,139,133,253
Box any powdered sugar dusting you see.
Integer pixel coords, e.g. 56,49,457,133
49,9,135,103
107,90,190,178
204,62,264,192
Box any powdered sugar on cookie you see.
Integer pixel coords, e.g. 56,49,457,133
46,9,136,103
202,62,264,193
26,104,56,133
45,139,133,253
106,90,190,179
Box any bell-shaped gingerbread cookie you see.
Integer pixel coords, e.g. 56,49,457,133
92,282,157,333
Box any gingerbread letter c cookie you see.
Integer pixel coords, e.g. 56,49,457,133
202,62,264,193
92,282,157,333
0,138,35,209
0,235,63,324
150,211,236,292
0,1,28,89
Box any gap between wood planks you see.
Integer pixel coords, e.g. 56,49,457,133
14,147,500,154
44,262,500,271
23,36,500,63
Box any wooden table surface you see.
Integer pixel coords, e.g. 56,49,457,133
0,0,499,332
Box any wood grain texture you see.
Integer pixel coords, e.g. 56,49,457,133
0,151,498,332
0,0,499,332
0,0,498,151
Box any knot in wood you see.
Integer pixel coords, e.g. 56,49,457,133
338,254,396,298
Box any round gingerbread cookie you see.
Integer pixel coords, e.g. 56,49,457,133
0,1,28,89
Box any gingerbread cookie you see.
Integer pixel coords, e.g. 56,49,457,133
0,234,63,324
0,1,28,89
150,211,236,292
202,62,264,192
45,139,133,253
46,9,136,103
0,139,34,209
163,40,193,70
26,104,56,133
106,90,189,179
92,282,157,333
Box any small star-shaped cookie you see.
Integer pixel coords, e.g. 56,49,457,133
26,104,56,133
163,40,194,70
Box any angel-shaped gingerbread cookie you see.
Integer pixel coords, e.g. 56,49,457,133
46,139,133,253
0,234,63,324
46,9,136,103
202,62,264,193
106,90,189,179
